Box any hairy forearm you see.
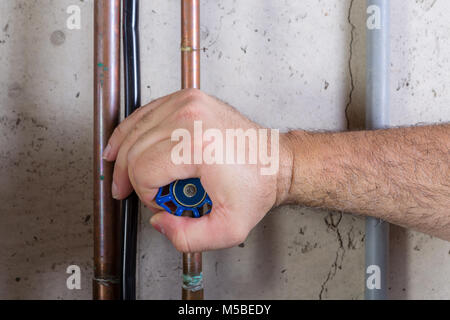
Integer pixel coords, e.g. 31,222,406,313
279,124,450,240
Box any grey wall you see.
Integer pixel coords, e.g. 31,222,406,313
0,0,449,300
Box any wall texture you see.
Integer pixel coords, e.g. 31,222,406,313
0,0,448,299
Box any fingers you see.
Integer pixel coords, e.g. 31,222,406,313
108,99,202,199
112,124,175,199
127,138,200,202
149,207,249,252
103,92,175,161
112,112,198,199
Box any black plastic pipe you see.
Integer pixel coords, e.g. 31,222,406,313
121,0,141,300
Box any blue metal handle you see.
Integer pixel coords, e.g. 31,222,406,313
156,178,212,218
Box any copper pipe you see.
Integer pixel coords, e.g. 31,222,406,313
182,252,203,300
93,0,121,300
181,0,203,300
181,0,200,89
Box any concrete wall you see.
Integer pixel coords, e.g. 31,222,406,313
0,0,448,299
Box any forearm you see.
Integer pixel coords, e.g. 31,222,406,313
279,124,450,240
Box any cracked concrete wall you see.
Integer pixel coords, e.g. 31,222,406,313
0,0,449,299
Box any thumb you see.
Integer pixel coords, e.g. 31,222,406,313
150,209,247,252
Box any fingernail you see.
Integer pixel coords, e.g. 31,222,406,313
102,144,112,159
112,182,119,199
151,216,165,235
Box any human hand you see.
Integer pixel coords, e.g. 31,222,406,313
103,89,292,252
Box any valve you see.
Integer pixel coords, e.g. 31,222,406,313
156,178,212,218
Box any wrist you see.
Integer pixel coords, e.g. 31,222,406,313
275,131,300,206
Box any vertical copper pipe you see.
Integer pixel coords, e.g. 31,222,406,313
181,0,200,89
181,0,203,300
93,0,121,300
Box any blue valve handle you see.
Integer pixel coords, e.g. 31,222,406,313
156,178,212,218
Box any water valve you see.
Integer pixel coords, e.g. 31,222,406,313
156,178,212,218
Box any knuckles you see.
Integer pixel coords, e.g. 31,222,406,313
175,102,204,122
179,88,205,101
175,89,208,122
126,145,139,167
111,123,125,142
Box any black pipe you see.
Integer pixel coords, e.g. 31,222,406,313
121,0,141,300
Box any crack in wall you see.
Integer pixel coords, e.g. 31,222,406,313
345,0,356,131
318,0,356,300
319,212,346,299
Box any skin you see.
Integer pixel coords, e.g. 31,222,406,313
104,89,450,252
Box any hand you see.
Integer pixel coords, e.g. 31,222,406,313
103,89,292,252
